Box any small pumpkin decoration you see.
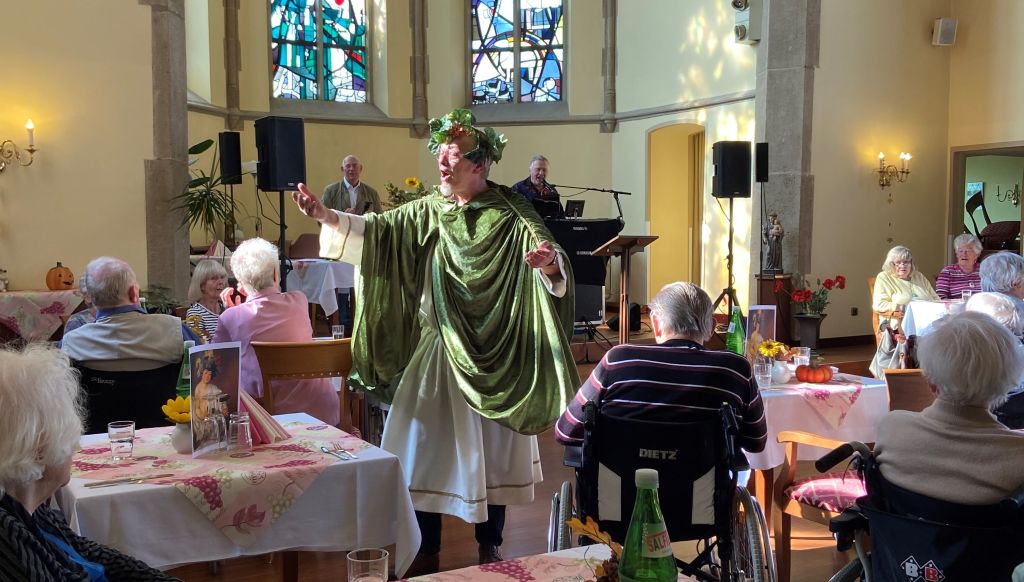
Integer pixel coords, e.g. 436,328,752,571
795,363,833,384
46,262,75,290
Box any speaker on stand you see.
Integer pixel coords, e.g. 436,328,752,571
218,132,242,247
710,141,751,318
254,116,306,291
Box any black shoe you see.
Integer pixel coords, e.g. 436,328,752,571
404,552,440,577
478,544,503,564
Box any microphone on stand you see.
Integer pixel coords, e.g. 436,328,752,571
540,179,554,197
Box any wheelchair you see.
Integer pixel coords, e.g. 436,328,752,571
548,401,776,582
818,441,1024,582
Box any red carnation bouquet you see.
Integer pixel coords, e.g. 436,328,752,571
776,275,846,316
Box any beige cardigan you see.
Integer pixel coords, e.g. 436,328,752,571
872,270,940,327
875,398,1024,505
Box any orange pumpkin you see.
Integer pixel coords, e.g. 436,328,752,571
46,262,75,290
795,363,833,384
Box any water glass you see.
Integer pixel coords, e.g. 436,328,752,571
961,289,973,302
230,412,253,451
347,548,388,582
753,361,772,388
108,421,135,461
332,325,346,340
794,347,811,367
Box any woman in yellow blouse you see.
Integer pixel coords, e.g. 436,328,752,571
870,245,939,377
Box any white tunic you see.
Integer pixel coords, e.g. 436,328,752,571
321,210,566,523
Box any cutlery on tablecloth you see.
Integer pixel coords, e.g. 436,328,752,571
83,473,175,488
330,441,358,459
321,446,352,461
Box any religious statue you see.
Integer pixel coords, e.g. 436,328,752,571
763,212,784,274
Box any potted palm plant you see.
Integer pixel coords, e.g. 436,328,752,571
175,139,237,247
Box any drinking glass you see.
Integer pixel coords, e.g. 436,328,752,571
108,421,135,461
332,325,346,340
961,289,973,302
347,548,388,582
753,360,772,388
794,347,811,367
230,412,253,451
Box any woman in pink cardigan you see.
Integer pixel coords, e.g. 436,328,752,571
213,238,340,426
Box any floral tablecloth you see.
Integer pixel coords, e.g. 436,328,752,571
790,379,863,429
71,420,369,546
0,289,82,342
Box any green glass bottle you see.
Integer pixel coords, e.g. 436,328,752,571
725,306,745,356
619,469,677,582
175,340,195,399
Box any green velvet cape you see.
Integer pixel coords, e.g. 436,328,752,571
348,184,580,435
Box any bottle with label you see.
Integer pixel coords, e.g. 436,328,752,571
175,340,195,399
619,469,677,582
725,306,745,356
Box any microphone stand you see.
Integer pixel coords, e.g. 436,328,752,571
548,183,631,225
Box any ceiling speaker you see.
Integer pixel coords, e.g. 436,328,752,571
932,17,957,47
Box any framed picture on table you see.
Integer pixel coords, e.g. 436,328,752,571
746,305,777,362
189,342,241,457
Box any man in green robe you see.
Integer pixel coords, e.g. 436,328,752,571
293,109,580,573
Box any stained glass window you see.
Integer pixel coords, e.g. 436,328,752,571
271,0,367,103
471,0,564,104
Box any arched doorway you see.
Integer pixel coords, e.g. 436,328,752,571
647,123,705,295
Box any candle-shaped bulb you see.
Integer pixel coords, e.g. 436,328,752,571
25,119,35,148
878,152,885,160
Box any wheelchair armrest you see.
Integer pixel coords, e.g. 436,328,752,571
731,450,750,472
1000,483,1024,512
563,445,582,469
828,505,868,552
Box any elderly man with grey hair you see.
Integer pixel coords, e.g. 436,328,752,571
61,257,199,371
980,251,1024,318
875,311,1024,505
967,291,1024,428
512,154,561,218
0,345,178,580
555,282,767,452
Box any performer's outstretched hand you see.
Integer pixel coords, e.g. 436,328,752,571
292,183,332,223
525,240,558,270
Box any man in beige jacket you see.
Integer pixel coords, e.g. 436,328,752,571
322,155,382,215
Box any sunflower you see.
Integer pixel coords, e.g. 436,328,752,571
405,176,421,189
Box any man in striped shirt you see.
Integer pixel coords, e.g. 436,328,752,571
555,282,767,454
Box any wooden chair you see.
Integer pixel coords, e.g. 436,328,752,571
869,275,904,348
250,339,358,434
882,368,935,412
965,190,993,237
773,431,868,582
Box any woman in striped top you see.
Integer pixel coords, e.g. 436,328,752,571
935,234,982,300
185,259,228,342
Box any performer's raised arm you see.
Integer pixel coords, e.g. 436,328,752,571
293,183,364,264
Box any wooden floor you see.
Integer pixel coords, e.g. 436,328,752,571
169,322,876,581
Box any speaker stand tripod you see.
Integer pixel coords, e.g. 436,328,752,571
575,317,614,365
275,190,292,291
712,197,741,329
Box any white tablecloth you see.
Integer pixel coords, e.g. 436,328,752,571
56,413,421,576
745,374,888,470
902,300,964,336
286,259,354,316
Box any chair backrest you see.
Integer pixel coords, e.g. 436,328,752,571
250,339,352,416
965,191,993,236
287,233,321,259
579,402,734,543
882,368,935,412
74,361,182,434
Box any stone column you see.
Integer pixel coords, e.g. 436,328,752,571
224,0,242,131
600,0,618,133
141,0,190,299
409,0,428,138
752,0,821,277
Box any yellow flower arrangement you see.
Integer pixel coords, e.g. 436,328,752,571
162,395,191,424
758,339,793,361
404,176,420,188
385,176,429,208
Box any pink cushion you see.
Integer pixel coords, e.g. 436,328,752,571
784,471,866,513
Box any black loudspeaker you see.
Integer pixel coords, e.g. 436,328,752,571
606,302,641,332
219,131,242,185
711,141,751,198
755,142,768,183
576,284,605,324
254,116,306,191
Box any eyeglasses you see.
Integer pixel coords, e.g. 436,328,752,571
892,260,912,267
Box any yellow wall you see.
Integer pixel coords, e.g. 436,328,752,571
948,0,1024,147
964,155,1024,225
811,0,951,338
185,0,212,103
648,124,703,294
1,3,154,290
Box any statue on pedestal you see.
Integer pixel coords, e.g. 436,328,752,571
763,212,784,274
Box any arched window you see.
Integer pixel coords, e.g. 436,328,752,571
270,0,368,103
471,0,564,104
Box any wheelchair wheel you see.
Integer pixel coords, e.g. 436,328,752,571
828,558,865,582
729,487,775,582
547,480,575,552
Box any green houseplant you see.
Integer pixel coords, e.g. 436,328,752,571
175,139,237,245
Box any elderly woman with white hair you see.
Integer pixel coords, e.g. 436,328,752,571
980,251,1024,319
870,245,939,377
874,311,1024,505
0,345,177,581
967,291,1024,429
935,234,983,300
212,238,341,427
184,259,228,342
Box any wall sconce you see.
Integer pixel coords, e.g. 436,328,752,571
0,120,37,174
877,151,911,188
